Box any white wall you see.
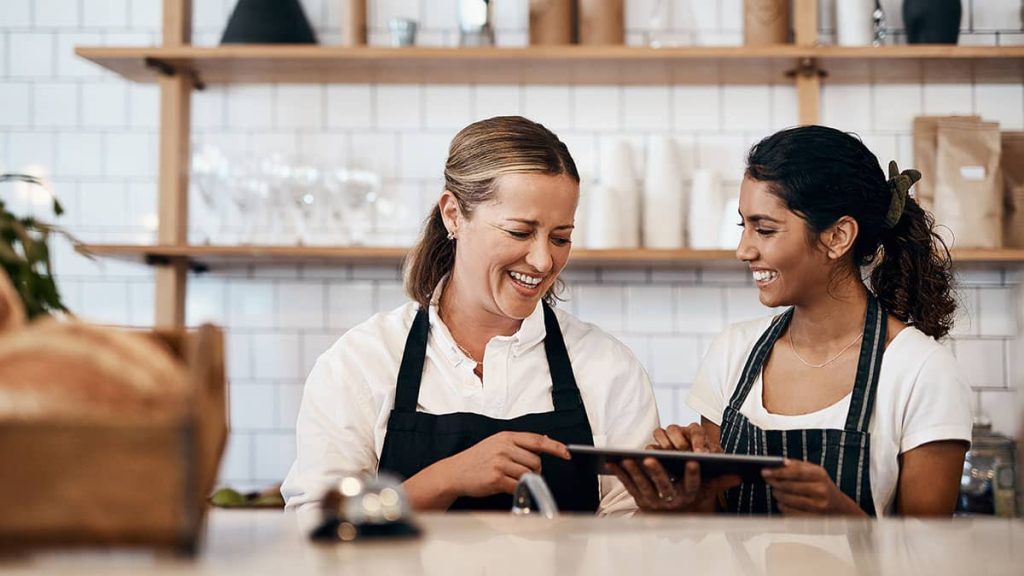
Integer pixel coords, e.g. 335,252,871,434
0,0,1021,489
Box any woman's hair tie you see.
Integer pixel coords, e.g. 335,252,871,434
884,160,921,228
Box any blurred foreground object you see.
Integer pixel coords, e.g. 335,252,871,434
0,321,227,555
310,473,419,543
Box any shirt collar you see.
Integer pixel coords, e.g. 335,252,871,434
426,278,548,365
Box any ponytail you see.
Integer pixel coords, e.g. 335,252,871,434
403,206,455,310
870,198,956,338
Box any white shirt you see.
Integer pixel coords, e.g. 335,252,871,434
281,297,660,516
687,316,974,517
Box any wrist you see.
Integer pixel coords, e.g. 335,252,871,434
406,458,460,510
834,488,868,517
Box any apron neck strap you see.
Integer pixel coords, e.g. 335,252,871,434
393,306,430,412
393,302,584,413
726,295,888,434
843,294,887,433
542,302,585,411
727,308,793,411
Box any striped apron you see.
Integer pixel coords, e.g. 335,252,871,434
719,295,887,516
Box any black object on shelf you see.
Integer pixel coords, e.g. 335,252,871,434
903,0,961,44
221,0,318,45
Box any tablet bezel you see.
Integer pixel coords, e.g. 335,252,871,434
567,444,785,482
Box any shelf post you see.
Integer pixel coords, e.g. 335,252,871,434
155,0,193,328
793,0,821,125
793,0,818,47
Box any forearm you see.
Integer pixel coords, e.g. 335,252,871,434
402,459,460,511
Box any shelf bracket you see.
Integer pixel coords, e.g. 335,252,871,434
144,57,206,91
785,57,828,80
144,253,208,274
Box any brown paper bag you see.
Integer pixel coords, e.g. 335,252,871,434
744,0,790,45
913,115,981,212
1002,132,1024,248
578,0,624,45
530,0,574,45
934,119,1003,249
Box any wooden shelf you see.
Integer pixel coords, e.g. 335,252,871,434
74,45,1024,86
76,244,1024,271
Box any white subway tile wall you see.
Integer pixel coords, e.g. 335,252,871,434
1,0,1021,488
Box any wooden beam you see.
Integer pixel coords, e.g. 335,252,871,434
155,0,192,328
797,73,820,125
793,0,818,47
163,0,192,47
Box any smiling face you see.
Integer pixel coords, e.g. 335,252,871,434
443,172,579,321
735,176,837,309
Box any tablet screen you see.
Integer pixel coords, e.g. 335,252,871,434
568,445,784,483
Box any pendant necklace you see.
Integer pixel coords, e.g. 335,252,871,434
788,325,863,369
439,303,481,366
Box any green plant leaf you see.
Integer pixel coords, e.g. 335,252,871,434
0,175,75,319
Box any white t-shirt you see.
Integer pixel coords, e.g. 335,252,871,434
281,298,660,516
687,316,973,517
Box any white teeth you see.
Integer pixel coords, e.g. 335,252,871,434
509,271,542,286
752,270,778,283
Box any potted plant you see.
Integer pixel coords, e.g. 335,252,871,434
0,173,79,320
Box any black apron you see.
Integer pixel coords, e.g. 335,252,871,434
378,302,600,512
719,295,887,516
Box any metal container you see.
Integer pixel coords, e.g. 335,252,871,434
458,0,495,47
958,423,1017,517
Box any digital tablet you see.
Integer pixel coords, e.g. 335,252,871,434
568,445,784,483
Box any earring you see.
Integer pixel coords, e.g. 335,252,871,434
447,230,455,240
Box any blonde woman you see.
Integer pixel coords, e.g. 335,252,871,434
282,116,659,514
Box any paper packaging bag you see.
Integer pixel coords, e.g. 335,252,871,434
744,0,789,45
529,0,574,45
934,119,1003,249
1002,132,1024,248
578,0,624,45
913,115,981,212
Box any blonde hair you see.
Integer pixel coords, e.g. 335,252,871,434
404,116,580,309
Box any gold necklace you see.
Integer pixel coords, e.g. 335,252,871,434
438,303,480,364
788,325,863,369
452,339,480,364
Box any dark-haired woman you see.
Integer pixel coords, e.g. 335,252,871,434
614,125,971,517
282,116,658,515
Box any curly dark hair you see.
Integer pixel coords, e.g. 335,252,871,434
745,125,957,339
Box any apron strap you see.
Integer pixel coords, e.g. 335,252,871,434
726,309,793,411
843,295,887,433
543,302,585,412
393,306,430,412
394,303,585,413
